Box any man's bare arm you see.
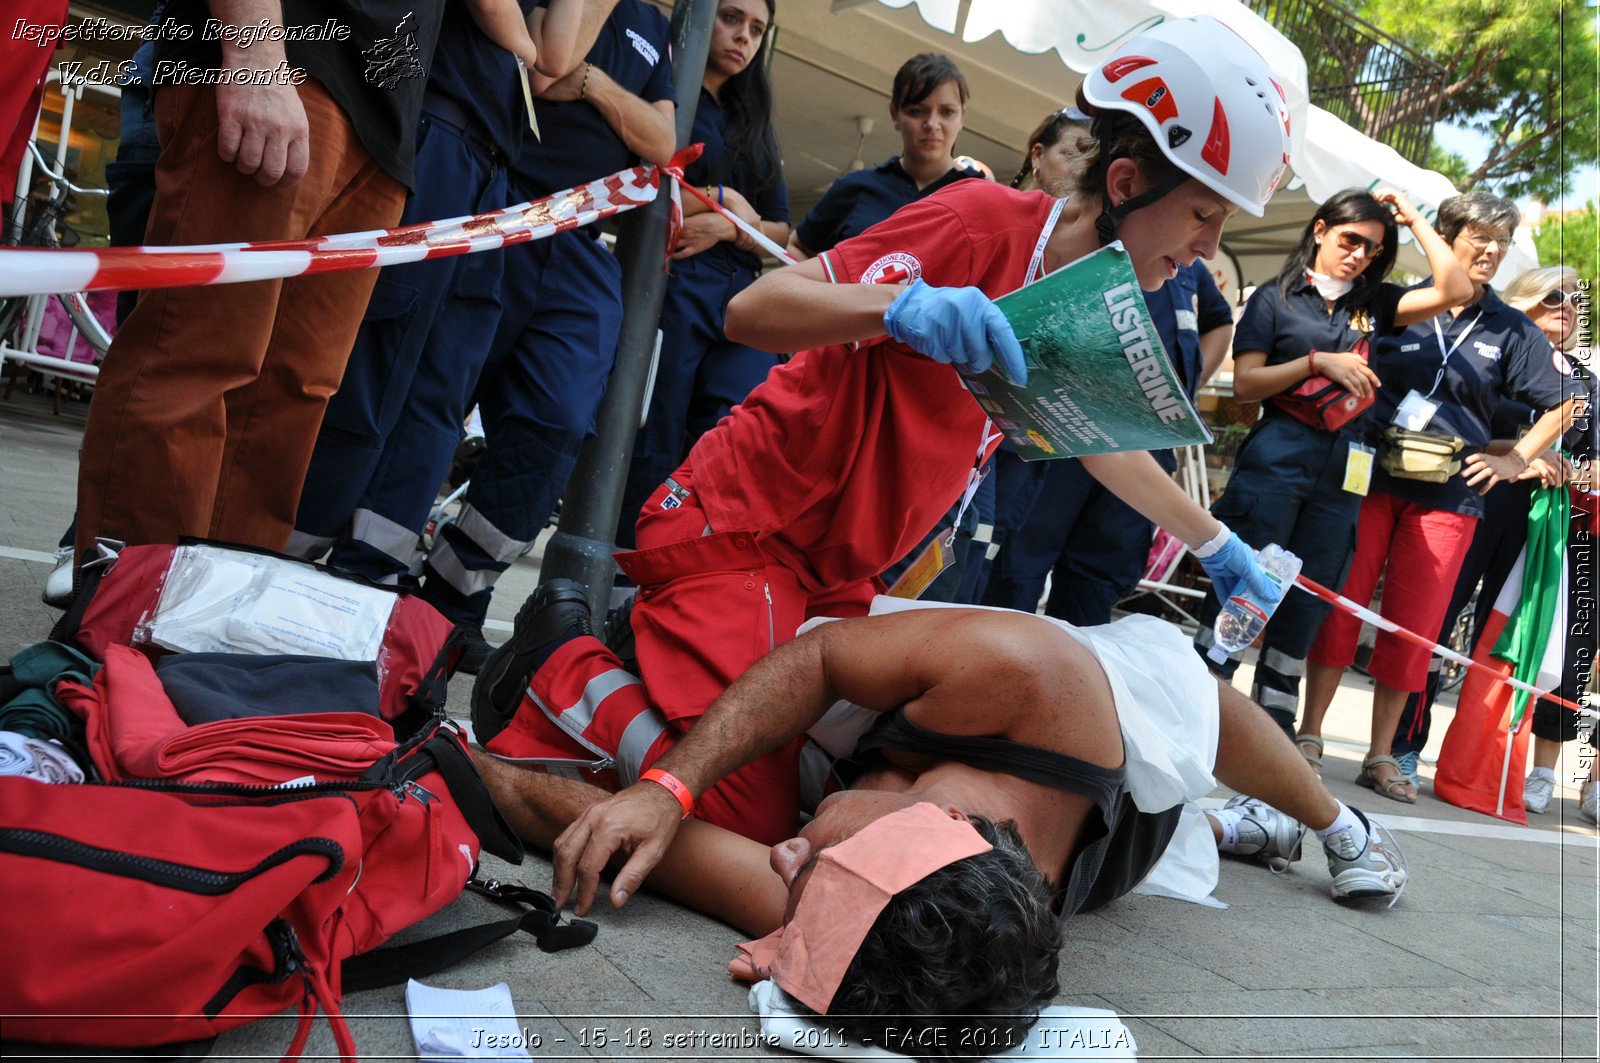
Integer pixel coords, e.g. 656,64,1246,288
472,751,786,934
550,609,1074,913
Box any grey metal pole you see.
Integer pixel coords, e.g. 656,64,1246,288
536,0,718,623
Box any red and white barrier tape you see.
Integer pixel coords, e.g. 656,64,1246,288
666,170,797,265
0,144,810,298
1292,573,1596,720
0,164,664,297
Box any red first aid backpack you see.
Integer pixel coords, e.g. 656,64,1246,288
2,540,593,1058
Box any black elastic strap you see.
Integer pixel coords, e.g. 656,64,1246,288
1095,170,1190,246
341,887,596,992
427,732,525,864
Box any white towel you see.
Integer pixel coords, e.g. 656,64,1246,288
748,980,1137,1060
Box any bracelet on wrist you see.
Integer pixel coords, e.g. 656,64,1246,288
578,62,592,100
640,768,693,819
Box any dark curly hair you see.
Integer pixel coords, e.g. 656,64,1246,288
806,814,1062,1060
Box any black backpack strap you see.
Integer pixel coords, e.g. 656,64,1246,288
340,880,597,993
426,731,525,864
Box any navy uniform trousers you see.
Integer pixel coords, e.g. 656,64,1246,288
289,111,507,579
420,217,623,627
616,252,775,549
979,448,1173,624
1193,414,1364,736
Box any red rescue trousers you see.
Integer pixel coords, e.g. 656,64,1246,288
486,465,874,844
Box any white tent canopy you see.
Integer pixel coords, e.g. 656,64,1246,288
767,0,1535,293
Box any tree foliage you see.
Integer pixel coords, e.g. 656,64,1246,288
1355,0,1598,201
1533,204,1598,296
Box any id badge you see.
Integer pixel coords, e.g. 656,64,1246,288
1393,390,1440,432
1343,442,1374,496
886,525,957,600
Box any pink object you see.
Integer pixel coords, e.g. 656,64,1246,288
32,289,117,363
730,802,992,1013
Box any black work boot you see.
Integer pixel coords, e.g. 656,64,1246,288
470,579,592,745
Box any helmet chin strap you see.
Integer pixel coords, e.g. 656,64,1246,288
1095,170,1191,246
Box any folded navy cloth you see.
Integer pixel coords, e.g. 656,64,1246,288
155,654,382,725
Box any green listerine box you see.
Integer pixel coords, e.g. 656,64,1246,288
964,242,1212,461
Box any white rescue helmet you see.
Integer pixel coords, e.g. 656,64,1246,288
1078,15,1291,217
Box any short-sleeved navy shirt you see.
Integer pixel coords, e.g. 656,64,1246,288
510,0,675,195
1233,275,1406,431
682,86,789,272
1491,354,1597,456
793,156,980,255
425,0,539,160
1147,262,1230,398
1367,285,1582,516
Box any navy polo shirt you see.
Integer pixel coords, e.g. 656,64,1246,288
1492,356,1597,457
511,0,674,196
1368,285,1582,516
1147,262,1230,398
682,86,790,272
1234,276,1406,432
794,156,980,255
425,0,539,160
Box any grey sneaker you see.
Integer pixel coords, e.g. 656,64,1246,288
1523,770,1556,815
41,546,75,609
1218,793,1305,872
1323,807,1408,904
1581,779,1598,825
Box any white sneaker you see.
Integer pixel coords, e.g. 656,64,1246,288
1580,780,1597,825
1523,770,1556,815
1324,808,1408,904
40,546,75,609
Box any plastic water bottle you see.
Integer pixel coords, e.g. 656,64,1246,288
1208,544,1302,664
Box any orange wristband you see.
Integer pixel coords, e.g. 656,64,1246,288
641,768,693,819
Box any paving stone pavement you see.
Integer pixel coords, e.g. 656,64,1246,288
2,388,1596,1061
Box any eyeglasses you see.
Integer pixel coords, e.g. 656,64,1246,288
1333,230,1381,257
1460,231,1511,252
1541,288,1584,310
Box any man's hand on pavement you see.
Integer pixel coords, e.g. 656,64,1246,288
551,780,685,915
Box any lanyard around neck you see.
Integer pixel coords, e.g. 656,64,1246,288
1426,310,1483,398
1025,198,1068,287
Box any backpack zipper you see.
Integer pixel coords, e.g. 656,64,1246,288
0,828,346,893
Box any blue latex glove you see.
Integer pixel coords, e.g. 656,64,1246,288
882,280,1028,385
1198,530,1285,608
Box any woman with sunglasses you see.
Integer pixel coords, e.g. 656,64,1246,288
1301,193,1588,803
1196,188,1470,746
1388,266,1596,811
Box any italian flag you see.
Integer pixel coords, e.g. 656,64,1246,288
1436,484,1569,823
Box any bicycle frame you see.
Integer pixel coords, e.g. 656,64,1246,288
1,72,120,388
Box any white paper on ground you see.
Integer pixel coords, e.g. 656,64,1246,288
406,979,533,1061
748,980,1137,1059
146,544,394,659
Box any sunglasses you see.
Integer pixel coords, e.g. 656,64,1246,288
1331,230,1381,257
1541,288,1584,310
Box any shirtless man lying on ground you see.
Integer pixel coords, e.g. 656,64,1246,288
471,588,1406,1050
